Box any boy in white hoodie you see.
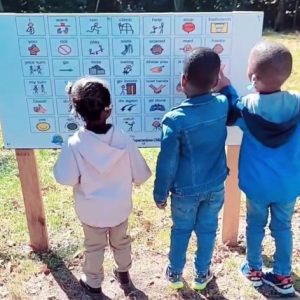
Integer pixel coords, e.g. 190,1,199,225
53,77,151,299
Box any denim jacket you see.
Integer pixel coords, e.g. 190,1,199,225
153,93,229,204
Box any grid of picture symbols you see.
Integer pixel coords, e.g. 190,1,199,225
16,14,232,139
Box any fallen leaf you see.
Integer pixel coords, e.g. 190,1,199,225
72,249,83,259
41,264,50,275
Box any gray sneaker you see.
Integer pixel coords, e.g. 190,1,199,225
192,270,213,291
165,265,184,289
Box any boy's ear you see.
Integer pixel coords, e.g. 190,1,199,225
212,75,219,89
105,109,112,119
100,109,111,122
181,73,188,88
251,74,258,87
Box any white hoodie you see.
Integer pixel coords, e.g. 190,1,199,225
53,126,151,228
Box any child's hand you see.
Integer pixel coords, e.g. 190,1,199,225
214,69,231,92
156,202,167,210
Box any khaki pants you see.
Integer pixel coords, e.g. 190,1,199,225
81,219,132,288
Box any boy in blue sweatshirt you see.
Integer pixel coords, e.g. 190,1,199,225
219,41,300,296
153,47,229,291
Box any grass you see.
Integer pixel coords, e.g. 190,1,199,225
0,32,300,299
264,31,300,91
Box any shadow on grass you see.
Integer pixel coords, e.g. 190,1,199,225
37,250,112,300
118,282,149,300
176,277,229,300
36,250,148,300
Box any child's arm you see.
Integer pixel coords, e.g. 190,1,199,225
220,85,242,126
153,115,180,206
215,70,242,126
53,142,80,186
127,138,151,185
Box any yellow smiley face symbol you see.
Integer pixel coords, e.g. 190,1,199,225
36,122,50,131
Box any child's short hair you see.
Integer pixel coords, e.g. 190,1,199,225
68,77,111,122
183,47,221,90
250,41,292,86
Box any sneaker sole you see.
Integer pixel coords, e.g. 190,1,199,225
164,265,184,290
262,278,295,295
251,280,263,288
192,274,213,291
168,281,184,290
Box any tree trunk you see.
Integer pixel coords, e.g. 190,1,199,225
174,0,184,12
293,0,300,29
274,0,285,31
233,0,238,10
86,0,121,12
86,0,97,12
95,0,100,12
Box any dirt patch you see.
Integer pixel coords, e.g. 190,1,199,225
8,205,299,300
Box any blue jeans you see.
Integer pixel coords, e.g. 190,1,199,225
246,198,296,276
169,185,224,276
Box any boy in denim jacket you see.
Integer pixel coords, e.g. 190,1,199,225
153,47,229,290
219,41,299,296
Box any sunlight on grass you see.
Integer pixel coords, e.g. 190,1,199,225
7,258,41,299
264,32,300,91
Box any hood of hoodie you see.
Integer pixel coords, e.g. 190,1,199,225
239,92,300,148
242,108,300,148
70,126,127,174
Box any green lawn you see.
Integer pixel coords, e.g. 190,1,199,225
264,32,300,91
0,32,299,299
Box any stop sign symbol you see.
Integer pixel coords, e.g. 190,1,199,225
58,44,72,55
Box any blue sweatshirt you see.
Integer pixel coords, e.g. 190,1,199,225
223,86,300,203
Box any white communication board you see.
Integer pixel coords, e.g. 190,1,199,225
0,12,263,148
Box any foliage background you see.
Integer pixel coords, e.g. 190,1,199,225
0,0,300,31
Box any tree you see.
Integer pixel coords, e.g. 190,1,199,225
293,0,300,29
86,0,122,12
174,0,184,11
232,0,238,10
143,0,174,11
2,0,23,12
42,0,86,12
274,0,285,31
0,0,298,31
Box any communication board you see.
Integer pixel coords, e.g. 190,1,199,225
0,12,263,148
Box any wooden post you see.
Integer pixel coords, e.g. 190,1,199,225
222,145,241,246
15,149,49,252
